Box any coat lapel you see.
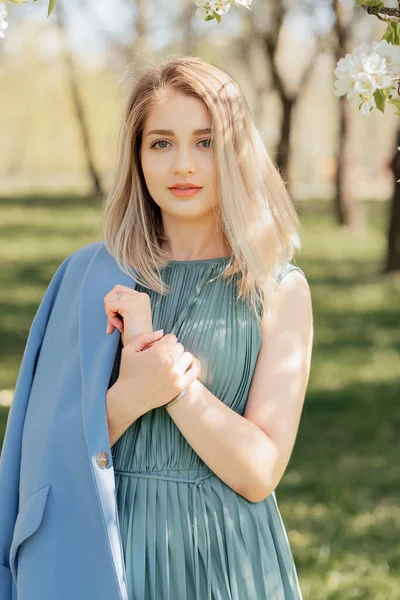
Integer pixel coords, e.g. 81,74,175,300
79,242,137,600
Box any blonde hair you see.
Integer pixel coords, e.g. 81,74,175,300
102,55,301,321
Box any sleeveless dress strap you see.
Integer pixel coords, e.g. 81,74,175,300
276,262,306,283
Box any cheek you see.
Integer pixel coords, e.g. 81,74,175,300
141,151,168,177
204,153,216,175
141,153,158,185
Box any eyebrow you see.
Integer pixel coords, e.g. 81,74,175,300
146,128,213,137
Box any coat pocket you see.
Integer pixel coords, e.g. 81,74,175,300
9,484,51,583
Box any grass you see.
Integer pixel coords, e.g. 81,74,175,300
0,195,399,599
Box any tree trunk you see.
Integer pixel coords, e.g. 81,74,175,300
130,0,151,75
55,5,103,197
275,96,294,181
256,4,319,193
180,1,196,55
333,0,364,229
384,129,400,273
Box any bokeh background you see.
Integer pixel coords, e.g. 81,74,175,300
1,1,399,598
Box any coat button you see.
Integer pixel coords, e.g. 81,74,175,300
96,451,109,469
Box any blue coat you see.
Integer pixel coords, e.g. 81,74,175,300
0,241,136,600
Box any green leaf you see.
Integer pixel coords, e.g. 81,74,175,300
213,11,222,24
47,0,56,17
388,97,400,116
381,21,400,46
374,88,388,113
7,0,28,4
355,0,385,8
205,15,215,21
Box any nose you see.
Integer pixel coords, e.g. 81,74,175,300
171,146,196,175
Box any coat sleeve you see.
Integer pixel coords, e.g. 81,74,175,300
0,253,74,597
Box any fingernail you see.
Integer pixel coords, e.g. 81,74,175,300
106,324,110,334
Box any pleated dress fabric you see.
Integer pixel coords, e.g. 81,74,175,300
109,256,305,600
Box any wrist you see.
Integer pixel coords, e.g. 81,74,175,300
165,379,202,410
164,387,188,408
106,380,144,446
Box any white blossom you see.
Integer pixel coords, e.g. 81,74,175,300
334,40,399,114
210,0,231,16
195,0,215,19
0,2,8,39
374,39,400,73
359,94,377,116
195,0,253,19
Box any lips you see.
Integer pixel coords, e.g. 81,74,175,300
168,186,202,198
169,184,202,189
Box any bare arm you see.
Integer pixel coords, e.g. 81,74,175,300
165,271,313,503
106,382,137,447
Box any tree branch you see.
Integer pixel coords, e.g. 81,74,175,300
362,6,400,23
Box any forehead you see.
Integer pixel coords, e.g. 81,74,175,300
143,89,211,134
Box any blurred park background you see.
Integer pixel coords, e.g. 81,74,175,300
0,0,399,598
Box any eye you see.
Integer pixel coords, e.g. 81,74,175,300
150,138,212,150
151,140,171,149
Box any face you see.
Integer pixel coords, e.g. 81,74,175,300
140,89,218,221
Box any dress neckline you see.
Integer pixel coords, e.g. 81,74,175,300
167,255,232,265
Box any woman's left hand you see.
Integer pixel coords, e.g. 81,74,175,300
104,285,154,347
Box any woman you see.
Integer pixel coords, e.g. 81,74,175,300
0,56,313,600
103,56,313,599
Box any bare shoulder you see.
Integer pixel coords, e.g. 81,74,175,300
243,266,313,494
278,268,311,304
261,267,313,334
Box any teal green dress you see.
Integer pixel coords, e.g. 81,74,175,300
109,256,305,600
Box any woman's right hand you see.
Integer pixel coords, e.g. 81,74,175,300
110,330,201,425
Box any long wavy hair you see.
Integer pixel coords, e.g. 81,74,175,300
102,55,301,321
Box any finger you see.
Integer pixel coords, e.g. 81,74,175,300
104,289,149,335
105,285,136,298
157,333,178,350
106,315,124,335
104,287,149,307
183,360,201,388
128,330,164,352
169,343,184,362
104,295,132,334
104,298,127,322
104,288,135,321
178,352,194,374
